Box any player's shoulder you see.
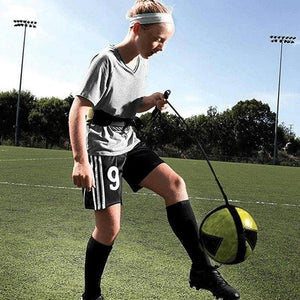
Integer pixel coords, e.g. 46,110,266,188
90,45,117,67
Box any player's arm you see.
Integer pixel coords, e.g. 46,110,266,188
69,96,95,191
137,92,168,113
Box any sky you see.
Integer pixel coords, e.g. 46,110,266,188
1,0,299,136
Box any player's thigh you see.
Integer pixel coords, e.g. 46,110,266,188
123,143,164,192
140,163,188,204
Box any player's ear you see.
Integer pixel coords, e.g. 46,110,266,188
132,22,141,35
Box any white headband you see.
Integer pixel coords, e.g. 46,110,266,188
128,13,174,27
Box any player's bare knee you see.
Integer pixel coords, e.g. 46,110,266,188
93,224,120,245
106,231,119,245
110,224,120,237
162,175,187,205
170,174,186,196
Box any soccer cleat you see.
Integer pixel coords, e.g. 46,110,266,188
189,266,240,300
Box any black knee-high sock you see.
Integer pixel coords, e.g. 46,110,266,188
166,200,211,270
83,236,112,299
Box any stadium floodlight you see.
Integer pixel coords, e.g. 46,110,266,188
13,20,37,146
269,35,297,164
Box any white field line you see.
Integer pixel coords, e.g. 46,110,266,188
0,181,79,190
0,157,71,162
0,181,299,208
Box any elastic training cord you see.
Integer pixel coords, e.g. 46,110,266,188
151,90,230,207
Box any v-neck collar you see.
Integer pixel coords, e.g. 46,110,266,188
113,45,140,74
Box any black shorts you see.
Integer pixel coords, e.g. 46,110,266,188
83,143,164,210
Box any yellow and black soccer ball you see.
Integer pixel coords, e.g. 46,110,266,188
199,205,258,265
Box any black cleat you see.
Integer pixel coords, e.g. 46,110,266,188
189,266,240,300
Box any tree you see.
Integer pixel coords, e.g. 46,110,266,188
138,112,187,157
185,114,210,159
1,89,298,163
28,97,71,148
0,90,35,143
184,107,236,159
213,109,237,158
231,99,275,157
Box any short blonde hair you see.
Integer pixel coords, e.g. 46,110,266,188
127,0,171,18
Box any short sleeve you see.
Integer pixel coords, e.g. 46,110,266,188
77,53,112,107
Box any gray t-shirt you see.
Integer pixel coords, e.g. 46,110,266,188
78,45,148,156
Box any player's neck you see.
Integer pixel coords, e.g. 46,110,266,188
116,38,139,65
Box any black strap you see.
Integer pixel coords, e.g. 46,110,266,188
89,110,143,130
227,205,247,264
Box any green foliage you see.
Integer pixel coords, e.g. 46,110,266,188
0,90,73,148
286,138,300,155
231,99,275,156
28,97,70,148
138,99,297,164
0,90,36,141
0,146,299,299
1,90,298,163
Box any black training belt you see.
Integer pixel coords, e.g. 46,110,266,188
88,109,143,130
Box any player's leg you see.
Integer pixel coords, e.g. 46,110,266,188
82,154,125,300
124,144,239,299
123,144,211,269
83,204,121,300
140,162,211,269
140,164,240,299
92,203,121,245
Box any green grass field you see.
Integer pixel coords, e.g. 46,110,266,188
0,145,299,300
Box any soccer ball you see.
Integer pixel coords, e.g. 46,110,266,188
199,205,258,265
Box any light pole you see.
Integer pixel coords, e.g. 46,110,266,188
270,35,296,165
13,20,37,146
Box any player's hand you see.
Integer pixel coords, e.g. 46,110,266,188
151,92,168,111
72,162,95,191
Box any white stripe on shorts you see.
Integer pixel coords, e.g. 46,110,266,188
98,156,106,209
89,155,106,210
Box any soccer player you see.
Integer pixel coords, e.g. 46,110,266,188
69,1,240,299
